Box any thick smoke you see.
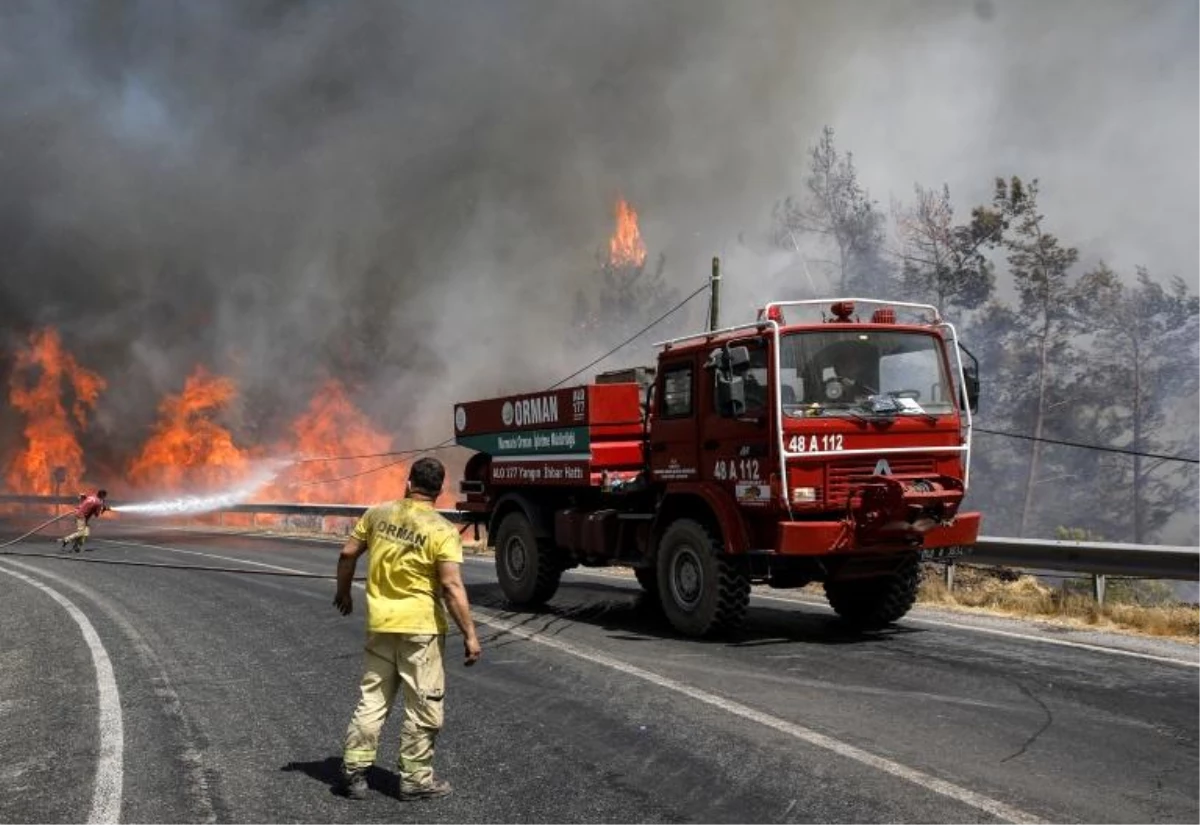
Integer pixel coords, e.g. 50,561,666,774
1,1,1196,486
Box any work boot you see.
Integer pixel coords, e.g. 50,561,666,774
337,768,368,800
399,777,452,801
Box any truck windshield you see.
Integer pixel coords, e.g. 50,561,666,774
778,330,955,417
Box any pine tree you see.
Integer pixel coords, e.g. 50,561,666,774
1068,265,1199,542
992,177,1082,537
894,183,1002,314
774,126,891,295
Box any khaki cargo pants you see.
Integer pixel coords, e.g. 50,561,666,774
342,632,446,789
63,518,90,549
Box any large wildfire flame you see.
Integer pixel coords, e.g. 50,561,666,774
3,331,448,512
265,378,410,503
609,197,647,268
5,328,106,494
126,366,252,492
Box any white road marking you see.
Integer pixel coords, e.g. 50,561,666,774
0,560,124,824
99,537,1195,667
472,607,1041,824
95,541,1039,822
535,561,1199,668
9,560,217,823
89,537,1197,667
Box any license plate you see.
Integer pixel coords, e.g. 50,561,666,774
920,545,972,562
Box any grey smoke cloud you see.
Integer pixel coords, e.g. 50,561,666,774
0,0,1195,476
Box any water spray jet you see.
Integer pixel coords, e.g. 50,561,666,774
114,459,292,517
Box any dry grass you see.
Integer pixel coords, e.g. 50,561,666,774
918,565,1199,642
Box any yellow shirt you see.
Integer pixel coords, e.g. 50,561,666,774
351,499,464,634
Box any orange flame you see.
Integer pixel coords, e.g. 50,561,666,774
126,366,251,492
5,328,106,494
608,198,647,268
266,379,409,504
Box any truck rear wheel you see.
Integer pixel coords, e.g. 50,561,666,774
494,511,561,607
824,556,920,629
656,519,749,637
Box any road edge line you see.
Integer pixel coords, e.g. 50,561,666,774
0,560,124,824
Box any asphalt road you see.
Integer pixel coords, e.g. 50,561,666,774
1,520,1196,824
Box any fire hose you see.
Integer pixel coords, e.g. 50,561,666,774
0,512,73,549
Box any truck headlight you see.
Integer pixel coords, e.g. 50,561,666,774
791,487,818,503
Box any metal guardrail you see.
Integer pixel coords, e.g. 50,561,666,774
965,537,1198,580
0,495,464,523
3,494,1196,583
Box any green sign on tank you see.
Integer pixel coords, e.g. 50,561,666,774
456,426,591,457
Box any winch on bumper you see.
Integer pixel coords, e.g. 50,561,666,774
775,473,980,555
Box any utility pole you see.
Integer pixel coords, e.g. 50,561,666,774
52,466,67,517
709,256,721,331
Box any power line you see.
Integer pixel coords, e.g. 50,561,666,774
288,280,711,478
277,284,1200,483
974,427,1199,465
547,280,710,390
285,441,453,467
292,451,413,464
281,438,456,488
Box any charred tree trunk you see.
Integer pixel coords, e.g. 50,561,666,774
1018,310,1052,537
1131,336,1144,544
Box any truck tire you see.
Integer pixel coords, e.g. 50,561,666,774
824,556,920,629
494,511,561,607
633,567,657,594
656,519,749,637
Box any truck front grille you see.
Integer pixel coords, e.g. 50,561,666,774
826,457,938,506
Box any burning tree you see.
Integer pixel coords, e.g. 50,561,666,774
573,197,676,348
266,378,411,504
4,328,106,494
126,366,252,493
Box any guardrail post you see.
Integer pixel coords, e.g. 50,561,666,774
944,562,955,593
1092,574,1106,606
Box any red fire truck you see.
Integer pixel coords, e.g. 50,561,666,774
453,298,980,637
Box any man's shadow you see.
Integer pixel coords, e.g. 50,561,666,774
280,756,393,798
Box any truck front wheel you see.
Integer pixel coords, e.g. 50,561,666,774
494,511,561,607
824,556,920,629
656,519,749,637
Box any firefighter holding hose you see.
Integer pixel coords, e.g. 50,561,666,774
61,488,108,552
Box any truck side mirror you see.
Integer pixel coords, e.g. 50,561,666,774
962,371,979,414
958,343,980,413
716,373,746,417
726,345,751,374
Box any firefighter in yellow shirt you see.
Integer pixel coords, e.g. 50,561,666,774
333,457,481,801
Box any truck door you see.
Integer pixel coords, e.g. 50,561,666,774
701,337,774,507
648,357,700,482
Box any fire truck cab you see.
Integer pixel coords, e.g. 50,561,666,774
454,298,981,637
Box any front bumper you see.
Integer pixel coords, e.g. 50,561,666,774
774,511,982,555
